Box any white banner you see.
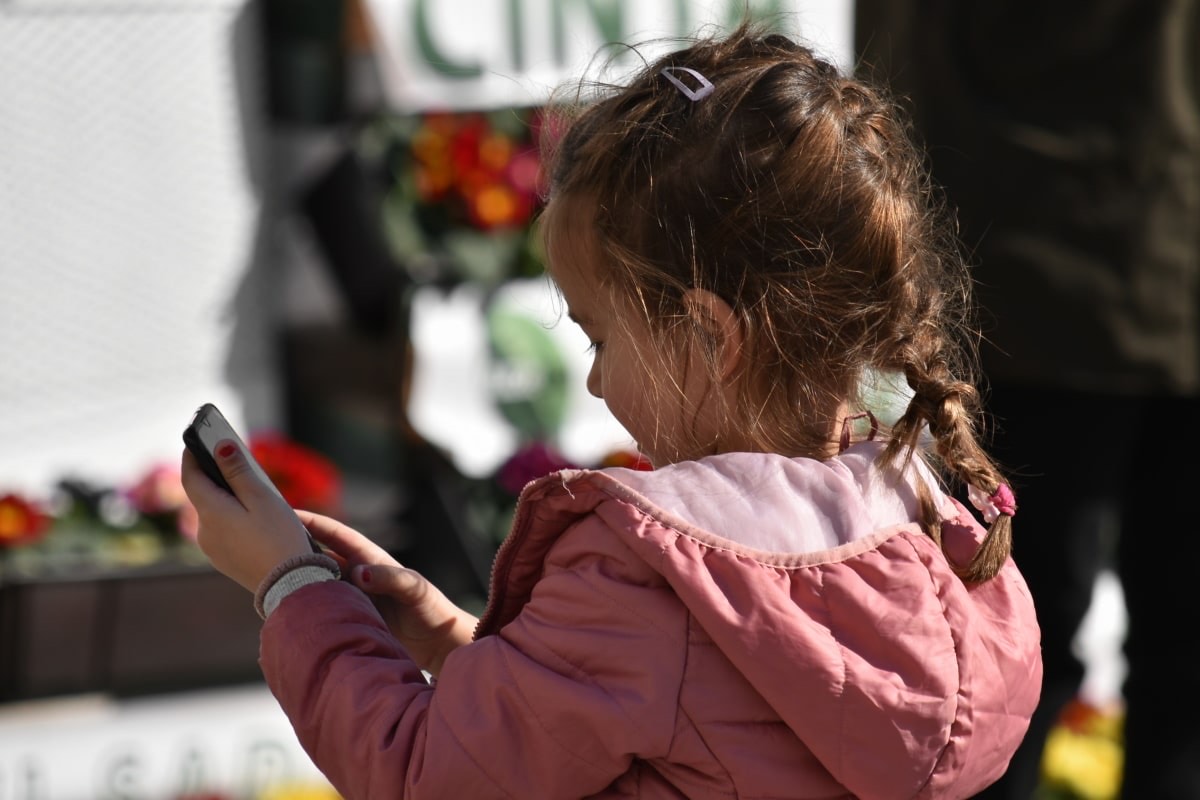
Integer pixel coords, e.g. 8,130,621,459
362,0,853,111
0,686,329,800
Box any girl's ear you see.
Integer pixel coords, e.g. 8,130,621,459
683,288,744,381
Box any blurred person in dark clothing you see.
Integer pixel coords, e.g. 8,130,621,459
854,1,1199,797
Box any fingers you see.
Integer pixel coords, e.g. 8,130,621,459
180,448,201,488
180,448,241,514
351,563,429,605
296,510,397,566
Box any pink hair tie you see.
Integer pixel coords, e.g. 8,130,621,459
968,483,1017,523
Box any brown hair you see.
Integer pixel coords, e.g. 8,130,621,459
540,22,1013,582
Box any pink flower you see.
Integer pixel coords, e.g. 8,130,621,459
125,463,200,540
496,441,578,496
126,464,189,516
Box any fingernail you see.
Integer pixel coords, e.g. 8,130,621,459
359,567,372,584
216,442,237,458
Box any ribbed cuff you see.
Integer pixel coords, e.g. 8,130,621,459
254,552,341,619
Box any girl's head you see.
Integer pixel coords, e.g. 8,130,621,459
540,22,1013,581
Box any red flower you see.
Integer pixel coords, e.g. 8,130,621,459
1056,696,1119,736
248,434,341,515
0,492,51,548
599,449,655,471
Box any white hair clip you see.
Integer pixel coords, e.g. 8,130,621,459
660,66,715,101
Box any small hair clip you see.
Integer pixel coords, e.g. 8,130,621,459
660,66,714,101
968,483,1017,524
837,411,879,454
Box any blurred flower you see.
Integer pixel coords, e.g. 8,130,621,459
125,463,199,539
599,449,655,471
1039,697,1124,800
0,492,51,548
496,441,578,496
377,107,547,288
409,110,540,233
249,434,342,515
0,433,342,575
126,463,188,515
257,781,341,800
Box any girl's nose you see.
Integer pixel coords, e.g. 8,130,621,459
586,362,603,399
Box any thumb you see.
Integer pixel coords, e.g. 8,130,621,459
352,564,430,607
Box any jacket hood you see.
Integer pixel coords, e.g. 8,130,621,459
477,442,1042,799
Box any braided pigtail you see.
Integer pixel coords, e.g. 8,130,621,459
846,73,1016,583
885,357,1015,583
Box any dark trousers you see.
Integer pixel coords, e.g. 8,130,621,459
974,387,1200,799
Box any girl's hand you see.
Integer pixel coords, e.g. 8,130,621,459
181,442,314,593
297,510,479,676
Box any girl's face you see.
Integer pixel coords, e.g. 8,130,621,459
544,201,726,467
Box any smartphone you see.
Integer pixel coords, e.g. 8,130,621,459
183,402,322,553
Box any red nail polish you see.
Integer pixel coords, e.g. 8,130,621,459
360,567,372,584
216,443,237,458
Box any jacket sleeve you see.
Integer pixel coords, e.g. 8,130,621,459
259,519,687,800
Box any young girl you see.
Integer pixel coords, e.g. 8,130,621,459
183,22,1041,800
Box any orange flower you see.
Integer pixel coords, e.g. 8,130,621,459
0,492,51,547
599,450,655,471
479,133,514,171
471,183,524,229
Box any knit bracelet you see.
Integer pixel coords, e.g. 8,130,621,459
253,552,341,620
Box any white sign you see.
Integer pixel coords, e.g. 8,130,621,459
0,686,330,800
363,0,853,110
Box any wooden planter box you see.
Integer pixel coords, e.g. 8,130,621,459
0,562,264,701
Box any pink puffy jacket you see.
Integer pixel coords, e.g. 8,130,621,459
261,443,1042,799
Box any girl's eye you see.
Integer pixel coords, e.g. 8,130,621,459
585,341,604,355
